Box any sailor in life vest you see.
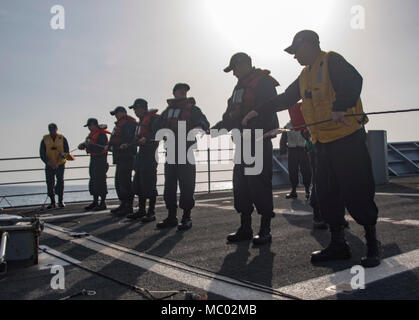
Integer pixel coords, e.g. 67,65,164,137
78,118,110,212
152,83,210,231
242,30,380,268
108,106,138,216
126,98,160,223
39,123,69,209
212,52,280,246
279,118,312,200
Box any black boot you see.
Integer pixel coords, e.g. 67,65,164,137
178,209,192,231
286,189,297,199
58,195,65,208
361,225,381,268
253,215,272,245
311,225,351,263
85,196,99,211
85,201,98,211
93,196,107,211
111,203,125,214
113,202,128,216
127,197,146,220
47,197,56,209
114,200,133,217
141,196,156,223
227,214,253,242
125,198,134,214
148,196,156,214
47,203,56,209
157,208,178,229
136,197,147,215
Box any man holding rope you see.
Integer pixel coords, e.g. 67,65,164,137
78,118,110,211
108,106,138,216
242,30,381,267
213,53,280,245
126,99,160,222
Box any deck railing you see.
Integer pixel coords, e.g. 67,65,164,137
0,149,236,208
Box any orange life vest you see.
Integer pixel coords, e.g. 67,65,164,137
231,68,280,117
86,125,111,157
136,109,159,139
161,98,195,132
109,116,138,145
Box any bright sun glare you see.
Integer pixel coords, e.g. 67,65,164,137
205,0,337,53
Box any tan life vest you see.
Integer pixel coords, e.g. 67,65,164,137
43,134,66,167
284,122,306,148
298,51,368,143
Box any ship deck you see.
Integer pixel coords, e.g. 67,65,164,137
1,177,419,300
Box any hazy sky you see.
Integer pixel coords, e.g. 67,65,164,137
1,0,419,160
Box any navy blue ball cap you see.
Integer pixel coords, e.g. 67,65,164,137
129,98,148,110
110,106,127,116
285,30,320,54
223,52,252,73
84,118,99,127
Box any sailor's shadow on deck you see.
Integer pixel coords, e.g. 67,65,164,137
377,179,419,194
59,214,117,234
246,244,275,287
207,242,250,299
145,229,185,257
88,218,147,243
207,241,275,299
280,198,314,230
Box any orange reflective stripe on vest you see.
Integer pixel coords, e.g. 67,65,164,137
163,98,195,131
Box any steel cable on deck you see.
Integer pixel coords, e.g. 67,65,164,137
45,224,302,300
40,246,188,300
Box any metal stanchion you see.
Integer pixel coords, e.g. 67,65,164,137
0,232,8,274
207,148,211,193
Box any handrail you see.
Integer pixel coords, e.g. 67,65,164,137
0,166,93,174
0,149,235,185
0,147,241,207
0,148,235,162
0,178,233,199
0,168,233,187
0,154,89,161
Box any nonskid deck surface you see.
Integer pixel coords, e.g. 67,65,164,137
1,177,419,300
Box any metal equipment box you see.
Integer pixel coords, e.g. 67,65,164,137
0,215,43,273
